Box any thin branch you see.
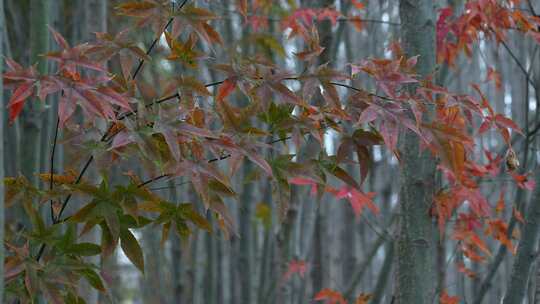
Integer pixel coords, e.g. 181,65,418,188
137,174,171,188
49,118,60,223
131,0,189,79
216,9,400,26
526,0,538,17
118,79,397,188
137,133,295,187
35,0,190,262
107,80,224,141
329,81,396,102
498,34,535,87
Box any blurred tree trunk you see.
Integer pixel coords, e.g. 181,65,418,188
395,0,437,303
239,161,254,303
503,169,540,303
0,0,4,300
140,225,169,303
204,217,218,304
169,180,184,303
38,0,61,209
534,46,540,304
22,0,49,186
257,185,273,304
2,0,18,178
344,231,387,301
371,241,395,304
310,0,334,296
77,1,107,303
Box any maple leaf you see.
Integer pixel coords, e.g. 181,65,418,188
349,16,363,32
453,227,491,262
510,172,536,190
314,288,347,304
456,261,477,278
293,26,325,61
351,0,365,10
486,219,515,254
43,73,132,126
290,177,318,196
283,259,308,281
440,290,459,304
457,186,490,217
478,111,523,145
351,57,418,97
216,78,237,102
354,293,372,304
433,189,459,234
89,29,151,63
46,26,106,74
246,15,269,32
3,59,39,123
335,186,378,217
237,0,248,18
484,67,502,90
165,32,203,68
318,8,341,26
495,188,505,215
513,207,525,224
116,0,171,33
173,5,222,46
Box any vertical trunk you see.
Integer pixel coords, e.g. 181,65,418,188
396,0,437,303
22,0,49,185
371,242,395,304
535,262,540,304
503,169,540,304
205,216,218,304
311,204,326,294
239,162,254,304
3,0,18,178
140,225,169,303
310,0,334,296
0,0,4,300
344,236,387,301
79,2,107,303
436,232,446,296
256,186,273,304
169,180,184,303
86,0,107,36
38,0,61,208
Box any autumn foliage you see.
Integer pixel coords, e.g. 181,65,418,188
3,0,540,303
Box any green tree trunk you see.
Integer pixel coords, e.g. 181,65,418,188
396,0,437,303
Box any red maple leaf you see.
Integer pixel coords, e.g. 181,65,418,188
440,290,459,304
290,177,318,196
335,186,379,217
3,59,39,123
314,288,347,304
283,259,308,281
510,172,536,190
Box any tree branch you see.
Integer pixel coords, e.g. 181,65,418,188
35,0,190,262
49,117,59,223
